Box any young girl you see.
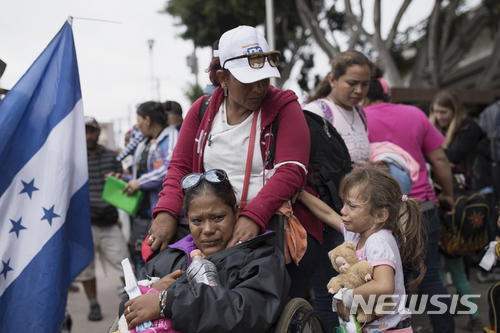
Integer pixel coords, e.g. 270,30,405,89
299,168,426,332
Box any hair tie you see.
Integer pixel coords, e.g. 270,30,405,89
377,77,389,95
401,195,408,202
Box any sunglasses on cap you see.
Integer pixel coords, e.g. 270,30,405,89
222,51,280,70
181,169,228,193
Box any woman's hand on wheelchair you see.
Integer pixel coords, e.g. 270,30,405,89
124,293,159,330
151,269,184,291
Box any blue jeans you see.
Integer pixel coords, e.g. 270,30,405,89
286,233,322,299
387,163,412,195
417,207,455,332
310,228,344,332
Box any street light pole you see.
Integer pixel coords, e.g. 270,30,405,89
147,39,155,100
266,0,276,87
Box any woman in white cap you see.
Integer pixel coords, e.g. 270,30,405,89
146,25,323,299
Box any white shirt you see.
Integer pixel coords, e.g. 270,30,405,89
304,98,370,167
203,103,263,205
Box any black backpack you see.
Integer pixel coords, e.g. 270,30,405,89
302,110,352,213
438,175,490,257
268,110,352,214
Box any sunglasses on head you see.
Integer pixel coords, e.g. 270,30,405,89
222,51,281,70
181,169,228,193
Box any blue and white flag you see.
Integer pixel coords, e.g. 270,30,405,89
0,20,93,332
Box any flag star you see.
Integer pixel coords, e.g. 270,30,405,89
9,218,27,238
41,205,60,226
19,179,39,199
1,259,13,279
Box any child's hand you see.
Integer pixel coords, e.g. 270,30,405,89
336,302,351,322
291,188,304,204
364,274,372,282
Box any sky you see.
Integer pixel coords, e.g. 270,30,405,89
1,0,480,147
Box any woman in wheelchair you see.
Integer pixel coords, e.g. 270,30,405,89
119,169,291,333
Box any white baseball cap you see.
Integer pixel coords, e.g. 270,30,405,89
216,26,281,84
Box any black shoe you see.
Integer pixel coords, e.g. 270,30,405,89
88,303,102,321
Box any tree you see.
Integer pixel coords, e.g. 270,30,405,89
162,0,343,90
296,0,499,88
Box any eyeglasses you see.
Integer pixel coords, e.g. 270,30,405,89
222,51,281,70
181,169,228,193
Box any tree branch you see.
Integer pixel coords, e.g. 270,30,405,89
296,0,340,58
438,0,459,56
276,32,309,89
439,4,489,74
475,24,500,89
374,0,382,41
344,0,372,39
386,0,412,50
428,0,442,86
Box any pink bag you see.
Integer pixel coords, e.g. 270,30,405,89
130,286,183,333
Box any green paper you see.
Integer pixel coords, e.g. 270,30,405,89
101,176,144,217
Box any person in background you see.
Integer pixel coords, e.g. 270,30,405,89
429,90,485,331
147,25,323,300
304,50,372,168
361,77,456,333
117,124,144,163
121,129,134,176
163,100,183,131
429,90,484,188
75,116,129,321
111,102,179,274
476,99,500,283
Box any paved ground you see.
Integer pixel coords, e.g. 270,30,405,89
67,258,122,333
67,260,495,333
411,266,493,333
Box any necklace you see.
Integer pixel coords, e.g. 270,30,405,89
326,96,355,130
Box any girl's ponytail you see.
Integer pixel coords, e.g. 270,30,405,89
397,197,427,290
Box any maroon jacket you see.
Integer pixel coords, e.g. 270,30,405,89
153,86,322,242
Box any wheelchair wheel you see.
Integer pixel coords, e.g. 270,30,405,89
275,298,327,333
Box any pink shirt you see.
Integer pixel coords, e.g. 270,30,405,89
364,103,445,204
341,224,410,332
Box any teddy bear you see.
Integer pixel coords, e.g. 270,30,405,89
327,241,394,323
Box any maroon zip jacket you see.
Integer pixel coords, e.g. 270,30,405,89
152,85,322,243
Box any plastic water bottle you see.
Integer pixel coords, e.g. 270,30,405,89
186,249,220,288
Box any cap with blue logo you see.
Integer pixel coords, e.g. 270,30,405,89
216,26,281,84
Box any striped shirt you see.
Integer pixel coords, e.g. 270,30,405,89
88,145,123,226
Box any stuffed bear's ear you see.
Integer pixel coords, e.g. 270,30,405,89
344,241,356,251
328,250,339,271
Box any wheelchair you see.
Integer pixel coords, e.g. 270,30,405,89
265,215,327,333
108,215,327,333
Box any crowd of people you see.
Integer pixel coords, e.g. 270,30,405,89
74,25,500,333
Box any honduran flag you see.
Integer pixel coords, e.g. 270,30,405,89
0,19,94,332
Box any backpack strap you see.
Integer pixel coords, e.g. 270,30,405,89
198,95,212,122
265,114,280,167
314,99,334,124
355,105,367,131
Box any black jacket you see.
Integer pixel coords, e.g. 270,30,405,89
121,232,291,333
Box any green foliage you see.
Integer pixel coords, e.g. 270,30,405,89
184,82,204,104
297,54,315,92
